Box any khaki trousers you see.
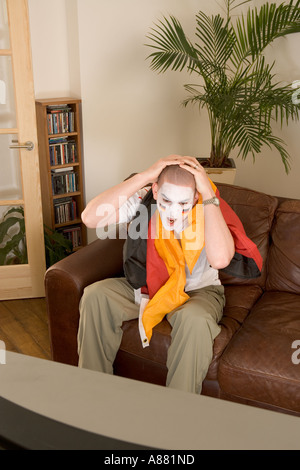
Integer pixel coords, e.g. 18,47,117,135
77,277,225,394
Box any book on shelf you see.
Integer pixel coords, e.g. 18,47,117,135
60,225,82,248
54,197,78,225
49,137,77,166
47,104,75,134
51,167,78,195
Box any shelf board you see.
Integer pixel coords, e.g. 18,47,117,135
54,219,82,229
48,132,78,138
36,98,81,106
50,162,79,170
52,191,81,200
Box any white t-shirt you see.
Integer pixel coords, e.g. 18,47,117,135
119,189,220,293
118,188,150,224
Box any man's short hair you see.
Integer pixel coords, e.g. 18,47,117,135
157,165,196,191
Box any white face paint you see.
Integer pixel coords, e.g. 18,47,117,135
156,182,195,232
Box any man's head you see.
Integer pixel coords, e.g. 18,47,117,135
152,165,198,232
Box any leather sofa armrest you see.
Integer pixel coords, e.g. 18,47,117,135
45,236,125,365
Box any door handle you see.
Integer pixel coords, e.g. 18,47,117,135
9,140,34,151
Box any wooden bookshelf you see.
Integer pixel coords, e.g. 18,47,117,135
36,98,87,250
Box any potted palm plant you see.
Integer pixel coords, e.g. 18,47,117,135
146,0,300,182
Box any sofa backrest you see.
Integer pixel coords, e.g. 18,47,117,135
217,184,278,288
266,200,300,294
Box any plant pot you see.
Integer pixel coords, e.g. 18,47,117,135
197,158,236,185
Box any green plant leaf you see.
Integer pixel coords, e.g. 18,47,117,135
3,206,24,219
0,216,22,245
233,1,300,62
0,230,27,265
44,224,73,268
0,206,27,265
146,15,199,74
195,12,235,70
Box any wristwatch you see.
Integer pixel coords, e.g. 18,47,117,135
203,196,220,207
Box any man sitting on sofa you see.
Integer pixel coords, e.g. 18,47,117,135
78,155,255,394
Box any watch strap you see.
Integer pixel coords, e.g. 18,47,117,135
203,197,220,206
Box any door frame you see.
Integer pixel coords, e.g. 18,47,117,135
0,0,46,299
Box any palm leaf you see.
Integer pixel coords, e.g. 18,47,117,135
195,12,235,70
146,15,199,73
233,0,300,62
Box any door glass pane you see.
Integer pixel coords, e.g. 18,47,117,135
0,0,10,49
0,55,17,128
0,134,22,200
0,205,28,265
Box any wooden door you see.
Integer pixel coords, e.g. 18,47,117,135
0,0,46,299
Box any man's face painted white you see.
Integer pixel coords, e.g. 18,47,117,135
156,182,195,232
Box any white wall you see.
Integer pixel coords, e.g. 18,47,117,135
29,0,300,242
28,0,70,98
28,0,81,98
76,0,214,231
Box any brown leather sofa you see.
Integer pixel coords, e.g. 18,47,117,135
45,183,300,417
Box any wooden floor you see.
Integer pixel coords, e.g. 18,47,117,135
0,297,51,360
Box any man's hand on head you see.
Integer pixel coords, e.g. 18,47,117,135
179,159,215,200
141,155,200,185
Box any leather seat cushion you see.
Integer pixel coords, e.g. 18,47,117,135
218,291,300,412
114,284,263,385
